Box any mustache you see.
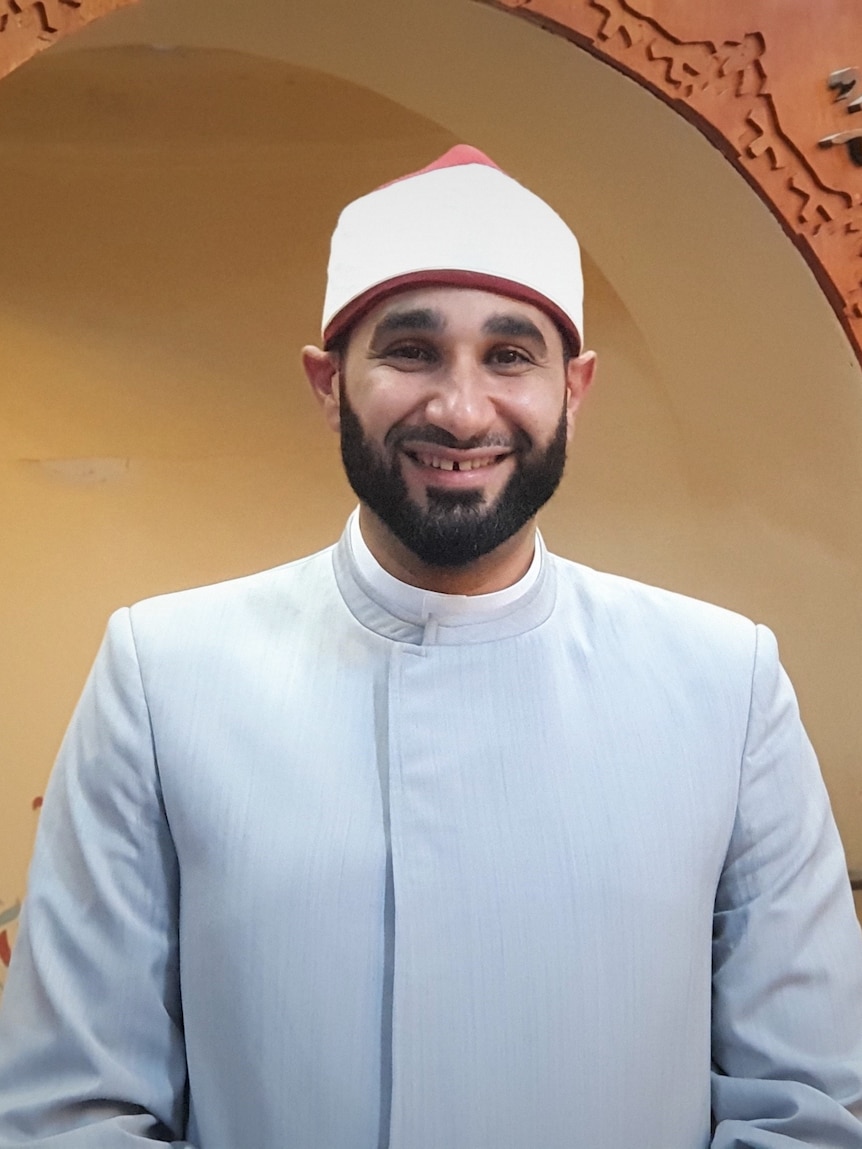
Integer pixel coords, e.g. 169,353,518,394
385,424,531,454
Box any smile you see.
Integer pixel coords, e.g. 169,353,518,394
404,449,511,472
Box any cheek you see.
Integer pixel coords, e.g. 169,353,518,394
508,388,569,441
342,374,409,436
366,383,429,439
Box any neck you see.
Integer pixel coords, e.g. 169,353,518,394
358,506,537,595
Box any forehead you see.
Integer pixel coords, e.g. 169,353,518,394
348,285,564,349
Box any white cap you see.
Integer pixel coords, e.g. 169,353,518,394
322,145,584,353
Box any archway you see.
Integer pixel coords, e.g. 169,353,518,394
4,0,862,365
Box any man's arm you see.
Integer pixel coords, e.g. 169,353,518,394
0,609,195,1146
711,624,862,1147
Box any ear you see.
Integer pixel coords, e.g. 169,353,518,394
564,350,596,440
301,345,342,433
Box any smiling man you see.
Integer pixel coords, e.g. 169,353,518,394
1,147,861,1149
304,284,592,588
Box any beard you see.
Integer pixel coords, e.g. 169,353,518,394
338,384,568,568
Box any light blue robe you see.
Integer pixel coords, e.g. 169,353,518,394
1,524,861,1147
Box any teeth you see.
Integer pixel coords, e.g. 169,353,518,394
414,452,501,472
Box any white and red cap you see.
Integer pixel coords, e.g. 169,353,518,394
322,145,584,353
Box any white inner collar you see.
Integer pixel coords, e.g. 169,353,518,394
347,507,543,623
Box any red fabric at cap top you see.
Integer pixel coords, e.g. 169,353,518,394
378,145,503,191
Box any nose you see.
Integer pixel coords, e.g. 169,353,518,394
422,353,498,444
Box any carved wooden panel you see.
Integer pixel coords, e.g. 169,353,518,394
483,0,862,364
0,0,138,80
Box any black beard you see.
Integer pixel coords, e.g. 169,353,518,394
338,385,568,568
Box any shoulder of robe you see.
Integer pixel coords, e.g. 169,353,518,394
123,544,338,649
548,552,759,665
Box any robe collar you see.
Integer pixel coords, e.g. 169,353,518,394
332,509,557,646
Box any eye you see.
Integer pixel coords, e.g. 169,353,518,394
375,342,438,368
487,346,534,368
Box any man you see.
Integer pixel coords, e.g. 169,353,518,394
0,145,861,1148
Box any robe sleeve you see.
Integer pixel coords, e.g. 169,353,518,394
711,623,862,1147
0,609,196,1147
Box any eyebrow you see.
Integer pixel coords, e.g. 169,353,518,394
372,308,445,339
482,314,547,352
370,306,549,352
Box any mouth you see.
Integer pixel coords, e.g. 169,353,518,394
402,447,512,474
398,446,515,497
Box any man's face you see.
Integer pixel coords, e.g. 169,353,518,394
312,286,593,567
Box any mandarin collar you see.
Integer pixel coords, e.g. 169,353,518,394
332,511,556,646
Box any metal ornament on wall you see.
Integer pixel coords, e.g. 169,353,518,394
819,69,862,168
481,0,862,367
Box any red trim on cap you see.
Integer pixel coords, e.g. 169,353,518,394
377,145,504,191
324,270,581,355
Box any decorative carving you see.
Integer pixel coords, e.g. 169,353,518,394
593,3,639,47
0,0,137,81
483,0,862,364
741,108,783,171
645,37,708,95
1,0,81,39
